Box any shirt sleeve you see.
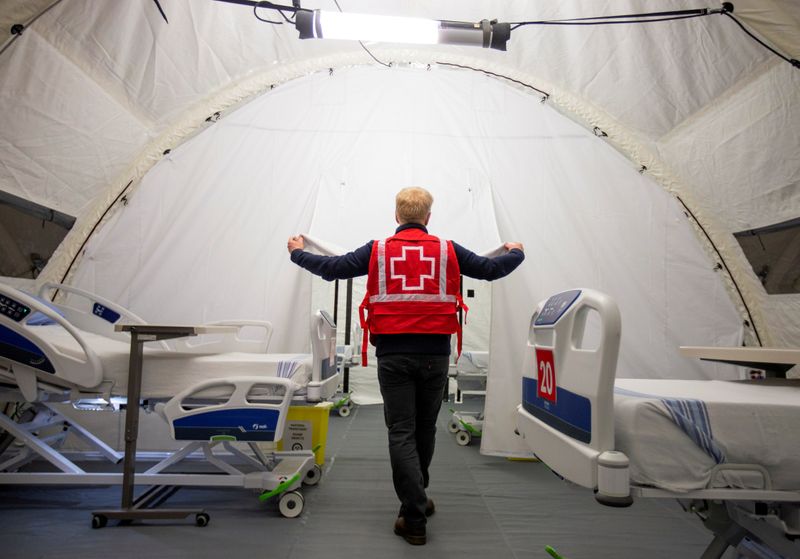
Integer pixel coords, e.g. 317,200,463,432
452,242,525,281
290,241,373,281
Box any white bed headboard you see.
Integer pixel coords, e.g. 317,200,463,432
0,282,103,397
517,289,621,489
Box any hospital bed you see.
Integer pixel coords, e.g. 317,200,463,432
447,351,490,446
0,282,340,521
515,289,800,558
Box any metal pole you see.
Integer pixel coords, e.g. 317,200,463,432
343,279,353,394
333,279,339,325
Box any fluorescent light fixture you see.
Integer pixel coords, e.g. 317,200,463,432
295,10,511,51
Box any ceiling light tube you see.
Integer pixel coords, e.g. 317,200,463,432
295,10,510,51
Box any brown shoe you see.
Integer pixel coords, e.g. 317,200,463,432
394,516,426,545
425,498,435,517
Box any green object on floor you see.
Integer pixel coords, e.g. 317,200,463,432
545,545,565,559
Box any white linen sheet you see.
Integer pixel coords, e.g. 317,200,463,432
613,378,800,493
25,325,312,399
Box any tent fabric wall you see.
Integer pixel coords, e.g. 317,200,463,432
58,66,743,457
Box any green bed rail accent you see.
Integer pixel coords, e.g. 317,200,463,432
258,473,301,502
210,435,237,442
545,545,566,559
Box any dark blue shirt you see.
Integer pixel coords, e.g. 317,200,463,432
291,223,525,356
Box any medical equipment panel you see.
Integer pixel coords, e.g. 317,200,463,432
0,294,31,322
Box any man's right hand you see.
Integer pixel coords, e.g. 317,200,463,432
504,242,524,252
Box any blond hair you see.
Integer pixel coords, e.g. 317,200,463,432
395,187,433,224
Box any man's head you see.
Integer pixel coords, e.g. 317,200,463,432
395,187,433,225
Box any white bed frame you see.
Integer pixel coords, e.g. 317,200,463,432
515,289,800,558
0,282,339,520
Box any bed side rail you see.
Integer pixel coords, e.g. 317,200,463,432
160,377,296,442
515,289,622,493
40,283,274,354
37,282,148,342
307,310,338,402
0,283,103,396
163,320,274,354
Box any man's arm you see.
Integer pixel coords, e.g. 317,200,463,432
288,235,373,281
453,241,525,280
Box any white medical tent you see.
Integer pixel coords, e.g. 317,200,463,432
0,0,798,457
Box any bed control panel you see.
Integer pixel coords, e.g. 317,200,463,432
0,295,31,322
92,302,121,324
534,289,581,326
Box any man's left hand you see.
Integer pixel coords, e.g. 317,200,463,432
287,235,305,254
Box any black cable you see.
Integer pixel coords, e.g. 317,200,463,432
358,42,392,68
508,6,798,69
254,2,283,24
213,0,299,12
57,180,135,295
510,7,714,27
152,0,169,24
723,12,799,68
436,62,550,98
511,14,707,31
674,195,762,346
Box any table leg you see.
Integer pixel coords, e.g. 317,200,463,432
120,332,144,509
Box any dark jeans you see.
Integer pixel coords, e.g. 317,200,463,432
377,353,450,528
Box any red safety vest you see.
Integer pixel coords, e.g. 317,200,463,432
359,228,467,365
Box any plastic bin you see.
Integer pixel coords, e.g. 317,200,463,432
276,402,332,465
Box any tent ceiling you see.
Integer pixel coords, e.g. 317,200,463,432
1,1,796,217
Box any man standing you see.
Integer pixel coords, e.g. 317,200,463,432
287,187,524,545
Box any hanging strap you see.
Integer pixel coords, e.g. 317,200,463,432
454,294,469,363
358,294,370,366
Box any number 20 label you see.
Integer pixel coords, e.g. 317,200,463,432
536,348,557,403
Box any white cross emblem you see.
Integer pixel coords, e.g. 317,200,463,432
389,246,435,291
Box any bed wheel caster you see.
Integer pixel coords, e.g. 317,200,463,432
447,419,460,434
91,514,108,529
303,464,323,486
594,493,634,508
456,430,471,446
195,512,210,527
338,405,351,417
278,490,304,518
